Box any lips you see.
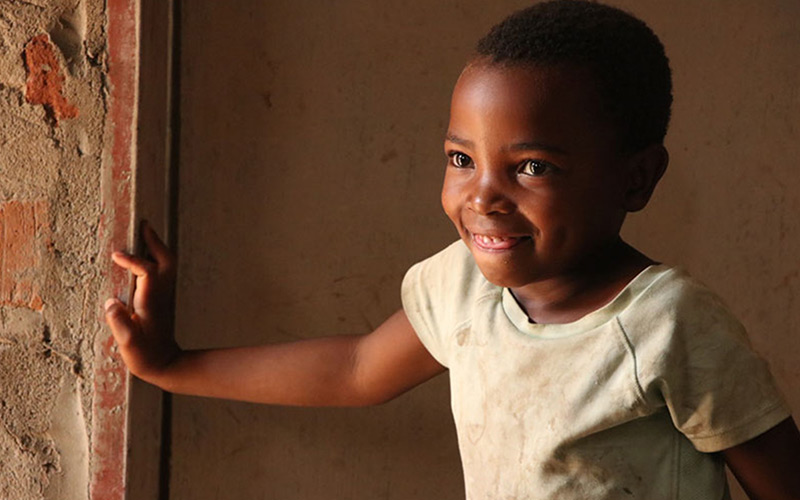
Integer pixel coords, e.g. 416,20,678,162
472,233,528,251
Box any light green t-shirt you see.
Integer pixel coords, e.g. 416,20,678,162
402,241,790,500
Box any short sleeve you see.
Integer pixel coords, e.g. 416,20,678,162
401,241,487,368
621,271,791,452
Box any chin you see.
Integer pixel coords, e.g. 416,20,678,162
474,264,535,289
466,249,537,290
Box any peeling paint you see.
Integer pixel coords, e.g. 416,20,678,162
91,0,139,498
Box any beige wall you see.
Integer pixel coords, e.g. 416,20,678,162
172,1,799,499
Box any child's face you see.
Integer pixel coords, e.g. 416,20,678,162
441,62,631,289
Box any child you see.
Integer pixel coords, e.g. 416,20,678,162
105,1,800,498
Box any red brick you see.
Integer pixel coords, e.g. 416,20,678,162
23,34,79,125
0,200,47,310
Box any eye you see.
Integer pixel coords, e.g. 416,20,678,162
448,152,474,168
519,159,554,176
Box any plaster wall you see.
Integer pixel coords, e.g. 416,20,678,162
173,1,799,499
0,1,137,498
0,1,105,498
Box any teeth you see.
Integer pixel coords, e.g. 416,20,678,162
477,234,511,243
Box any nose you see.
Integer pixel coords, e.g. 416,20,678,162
466,170,515,216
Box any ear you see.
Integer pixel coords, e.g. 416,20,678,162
623,144,668,212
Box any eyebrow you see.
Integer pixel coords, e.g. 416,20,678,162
507,142,567,155
444,134,474,147
445,134,567,155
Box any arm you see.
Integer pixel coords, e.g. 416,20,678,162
104,223,445,406
722,417,800,500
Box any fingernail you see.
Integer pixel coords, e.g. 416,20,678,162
104,298,116,311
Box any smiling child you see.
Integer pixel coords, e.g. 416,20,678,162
105,1,800,498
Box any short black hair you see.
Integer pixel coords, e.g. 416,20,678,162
476,0,672,152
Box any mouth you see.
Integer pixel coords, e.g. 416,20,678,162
471,233,529,251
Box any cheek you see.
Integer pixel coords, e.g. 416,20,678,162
440,172,462,223
517,189,560,225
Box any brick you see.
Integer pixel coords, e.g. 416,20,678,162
23,34,79,125
0,200,48,310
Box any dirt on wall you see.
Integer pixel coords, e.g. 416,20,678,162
0,0,109,498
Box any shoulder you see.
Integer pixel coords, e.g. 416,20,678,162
618,265,748,346
402,240,495,318
400,240,495,366
617,265,755,384
403,240,487,299
617,266,790,451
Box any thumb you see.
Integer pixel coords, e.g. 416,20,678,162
104,298,136,346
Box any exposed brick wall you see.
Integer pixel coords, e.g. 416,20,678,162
23,34,79,125
0,0,115,498
0,200,48,310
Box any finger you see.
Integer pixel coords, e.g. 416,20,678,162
104,298,136,346
112,251,156,277
142,222,175,270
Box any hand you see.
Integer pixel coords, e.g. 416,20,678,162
104,222,181,383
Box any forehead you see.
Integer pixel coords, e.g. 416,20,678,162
448,62,614,149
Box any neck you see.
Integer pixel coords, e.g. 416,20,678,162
509,238,655,324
